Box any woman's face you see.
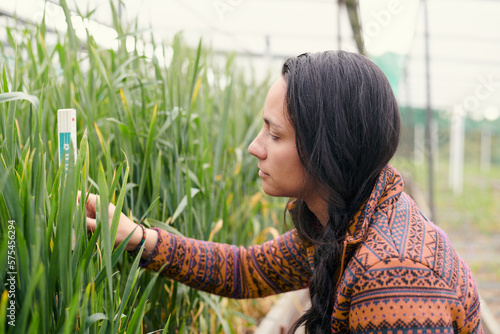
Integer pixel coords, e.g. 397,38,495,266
248,77,309,198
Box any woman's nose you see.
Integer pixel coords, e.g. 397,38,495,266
248,132,266,160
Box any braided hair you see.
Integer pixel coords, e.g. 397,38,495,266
283,51,400,333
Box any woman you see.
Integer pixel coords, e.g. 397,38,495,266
82,51,484,333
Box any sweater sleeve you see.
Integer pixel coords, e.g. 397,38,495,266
139,227,312,299
348,258,483,334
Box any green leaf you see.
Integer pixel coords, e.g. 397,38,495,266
161,314,172,334
139,196,160,224
0,92,39,109
136,104,158,207
97,161,114,332
85,313,109,328
199,293,231,334
171,188,200,224
125,265,166,334
112,240,144,334
62,286,81,334
145,218,183,237
93,226,135,288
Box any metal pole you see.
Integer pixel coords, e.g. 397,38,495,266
480,128,491,172
337,0,342,50
449,107,465,195
423,0,435,221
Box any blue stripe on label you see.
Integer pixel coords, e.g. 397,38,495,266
59,132,71,165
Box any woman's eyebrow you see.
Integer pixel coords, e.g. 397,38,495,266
264,117,281,129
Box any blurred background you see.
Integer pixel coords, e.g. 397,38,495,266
1,0,499,331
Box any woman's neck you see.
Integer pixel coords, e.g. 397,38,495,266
304,195,329,227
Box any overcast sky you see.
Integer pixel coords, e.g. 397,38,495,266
1,0,499,119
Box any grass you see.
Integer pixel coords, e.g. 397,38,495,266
0,2,286,333
391,156,500,233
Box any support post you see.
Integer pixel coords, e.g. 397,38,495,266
414,123,425,165
423,0,435,220
449,106,465,195
480,128,491,172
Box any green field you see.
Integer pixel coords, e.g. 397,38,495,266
392,154,500,233
0,3,286,333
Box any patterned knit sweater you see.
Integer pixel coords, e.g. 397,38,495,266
140,165,484,333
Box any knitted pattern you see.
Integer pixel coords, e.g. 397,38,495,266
140,165,484,333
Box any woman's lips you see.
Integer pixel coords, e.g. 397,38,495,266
258,169,270,177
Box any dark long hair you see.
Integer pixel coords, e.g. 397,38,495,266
283,51,400,333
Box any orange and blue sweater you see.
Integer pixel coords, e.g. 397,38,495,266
140,165,484,333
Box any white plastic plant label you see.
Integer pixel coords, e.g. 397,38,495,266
58,108,77,171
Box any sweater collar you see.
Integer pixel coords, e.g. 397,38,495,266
345,164,404,244
287,164,404,244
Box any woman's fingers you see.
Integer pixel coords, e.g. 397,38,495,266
78,192,99,219
85,193,99,219
80,192,135,249
86,216,97,233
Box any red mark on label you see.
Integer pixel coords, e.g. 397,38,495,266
72,118,75,122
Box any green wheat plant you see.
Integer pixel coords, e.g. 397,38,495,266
0,1,284,333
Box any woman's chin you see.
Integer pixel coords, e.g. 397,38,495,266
261,184,277,197
261,184,290,198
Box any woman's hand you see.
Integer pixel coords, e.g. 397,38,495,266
78,192,158,259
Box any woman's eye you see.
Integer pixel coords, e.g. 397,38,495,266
269,133,279,141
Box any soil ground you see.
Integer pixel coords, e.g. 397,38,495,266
445,229,500,322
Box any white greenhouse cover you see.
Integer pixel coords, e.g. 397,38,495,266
1,0,500,120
